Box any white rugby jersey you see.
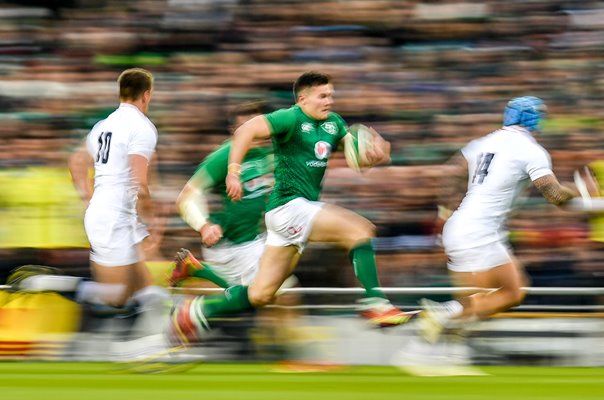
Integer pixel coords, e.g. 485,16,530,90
86,103,157,215
445,125,553,248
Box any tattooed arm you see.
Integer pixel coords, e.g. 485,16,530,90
533,174,578,206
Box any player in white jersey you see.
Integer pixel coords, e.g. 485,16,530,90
84,87,157,270
420,96,580,343
22,68,169,340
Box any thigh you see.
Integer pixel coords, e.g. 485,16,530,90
450,258,527,293
308,203,375,248
250,245,299,298
91,261,133,285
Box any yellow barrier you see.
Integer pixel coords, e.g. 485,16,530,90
0,290,81,359
0,167,88,248
588,160,604,242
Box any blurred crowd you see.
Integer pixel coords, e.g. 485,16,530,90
1,0,604,303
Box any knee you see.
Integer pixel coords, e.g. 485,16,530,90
506,286,526,307
343,220,376,249
515,286,527,305
361,220,377,239
248,286,275,308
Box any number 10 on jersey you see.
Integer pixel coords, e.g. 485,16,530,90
96,131,112,164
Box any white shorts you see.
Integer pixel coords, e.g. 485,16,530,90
202,235,265,286
85,207,148,267
265,198,325,253
445,241,513,273
442,213,512,273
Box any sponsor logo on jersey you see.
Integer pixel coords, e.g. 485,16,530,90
321,122,337,135
305,160,327,167
314,141,331,160
306,141,331,167
301,122,314,133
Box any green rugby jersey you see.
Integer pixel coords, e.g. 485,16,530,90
264,105,348,211
191,140,273,244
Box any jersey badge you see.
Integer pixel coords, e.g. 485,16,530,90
301,122,315,133
321,122,337,135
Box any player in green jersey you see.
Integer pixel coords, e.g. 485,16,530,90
169,101,285,289
168,72,417,346
170,102,320,366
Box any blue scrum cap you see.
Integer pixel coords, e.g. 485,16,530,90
503,96,547,132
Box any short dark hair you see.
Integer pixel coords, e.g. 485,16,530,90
293,71,331,101
228,100,268,126
118,68,154,101
233,100,267,118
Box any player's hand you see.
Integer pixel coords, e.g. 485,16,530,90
433,206,453,247
433,216,447,236
432,217,446,247
364,127,391,166
200,223,223,247
226,172,243,201
575,165,601,197
76,186,93,204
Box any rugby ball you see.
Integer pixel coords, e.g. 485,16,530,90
344,123,374,171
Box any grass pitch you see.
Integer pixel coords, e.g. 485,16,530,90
0,362,602,400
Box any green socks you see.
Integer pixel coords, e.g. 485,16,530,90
349,241,386,299
191,262,230,288
201,285,253,318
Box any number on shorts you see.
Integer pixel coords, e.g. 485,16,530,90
96,131,112,164
472,152,495,184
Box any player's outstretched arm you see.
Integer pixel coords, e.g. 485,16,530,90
68,142,94,203
227,115,271,200
177,176,223,247
533,174,578,206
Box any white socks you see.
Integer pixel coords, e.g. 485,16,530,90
442,300,464,319
20,275,82,292
76,281,127,305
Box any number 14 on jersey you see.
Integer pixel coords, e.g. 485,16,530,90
472,152,495,184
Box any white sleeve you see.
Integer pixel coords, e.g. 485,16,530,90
86,131,95,157
527,145,553,181
128,123,157,160
459,141,471,160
